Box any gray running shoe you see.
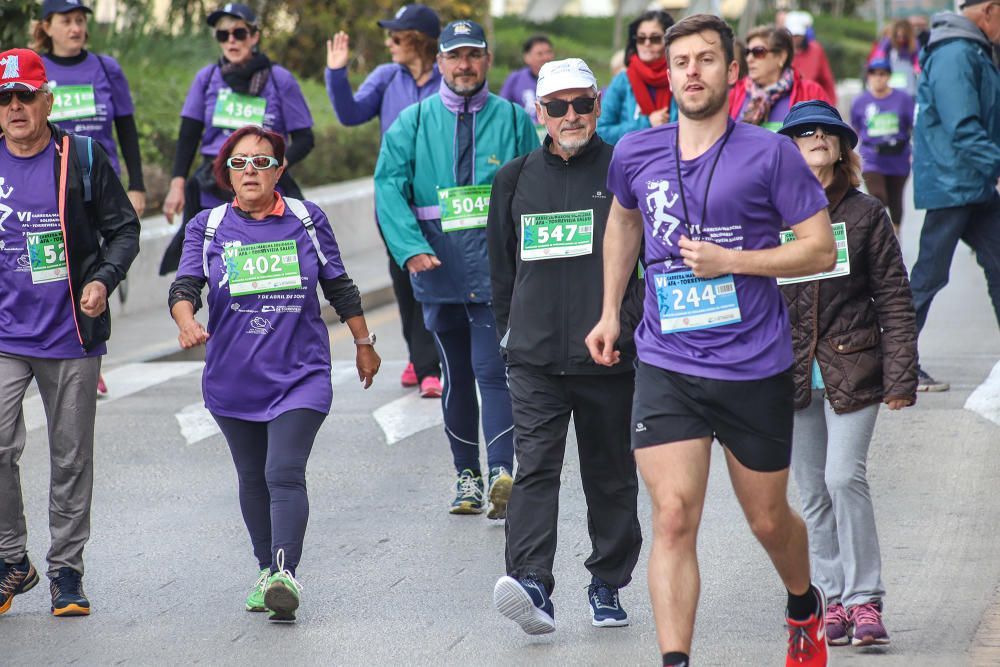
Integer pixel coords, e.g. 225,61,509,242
916,368,949,392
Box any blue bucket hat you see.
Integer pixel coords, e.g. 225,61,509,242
866,57,892,73
778,100,858,149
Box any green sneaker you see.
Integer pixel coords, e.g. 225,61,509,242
245,568,268,612
449,469,484,515
264,549,301,623
487,466,513,520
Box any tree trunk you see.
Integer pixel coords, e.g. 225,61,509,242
613,0,625,52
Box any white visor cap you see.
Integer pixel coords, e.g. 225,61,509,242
536,58,598,99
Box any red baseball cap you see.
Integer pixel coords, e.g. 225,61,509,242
0,49,48,92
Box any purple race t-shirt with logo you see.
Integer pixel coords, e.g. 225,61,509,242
850,88,913,177
176,198,346,420
606,120,828,381
43,52,134,176
499,66,539,122
180,63,314,159
0,139,104,359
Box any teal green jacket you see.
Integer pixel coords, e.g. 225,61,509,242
375,89,538,304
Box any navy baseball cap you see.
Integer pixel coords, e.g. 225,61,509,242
207,2,258,27
866,57,893,73
378,4,441,39
439,20,487,53
779,100,858,148
40,0,92,20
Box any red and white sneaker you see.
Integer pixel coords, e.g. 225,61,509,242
400,363,418,387
786,585,828,666
420,376,443,398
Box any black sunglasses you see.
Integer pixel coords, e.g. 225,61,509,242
636,34,665,45
215,27,252,42
747,46,774,59
0,90,39,106
792,125,839,138
539,96,597,118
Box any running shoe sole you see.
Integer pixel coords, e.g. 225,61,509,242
494,576,555,635
916,384,949,392
264,582,299,623
449,502,484,515
0,567,39,614
852,633,890,647
827,634,851,646
592,615,629,628
52,603,90,617
487,476,513,521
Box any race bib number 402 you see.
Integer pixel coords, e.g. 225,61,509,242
224,240,302,296
520,209,594,261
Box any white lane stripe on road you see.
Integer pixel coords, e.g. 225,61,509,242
965,361,1000,427
373,392,443,445
24,361,205,432
176,402,220,446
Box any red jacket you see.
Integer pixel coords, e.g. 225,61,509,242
728,70,833,121
793,41,837,103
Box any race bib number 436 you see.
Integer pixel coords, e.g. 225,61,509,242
224,240,301,296
212,89,267,130
520,209,594,261
438,185,491,232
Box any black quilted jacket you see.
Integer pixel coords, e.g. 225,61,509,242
780,172,918,414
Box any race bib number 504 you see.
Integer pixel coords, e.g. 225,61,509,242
438,185,491,232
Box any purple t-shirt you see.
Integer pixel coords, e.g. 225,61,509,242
176,198,346,420
180,63,314,159
739,92,791,131
43,52,134,176
0,139,104,359
499,66,539,122
850,89,913,177
607,121,828,381
325,63,441,137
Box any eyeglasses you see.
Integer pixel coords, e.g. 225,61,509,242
215,28,252,42
636,34,665,45
539,96,597,118
747,46,774,59
0,91,39,106
226,155,280,170
441,50,486,62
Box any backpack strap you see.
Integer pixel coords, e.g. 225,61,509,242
71,134,93,203
283,196,329,266
203,203,229,279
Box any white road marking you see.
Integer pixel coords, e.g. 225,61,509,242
176,402,220,446
373,391,443,445
24,361,204,432
965,361,1000,427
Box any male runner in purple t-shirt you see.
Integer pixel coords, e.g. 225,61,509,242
585,15,836,667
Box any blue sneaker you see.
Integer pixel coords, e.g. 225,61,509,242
588,576,628,627
0,557,39,615
494,575,555,635
449,469,484,515
50,567,90,617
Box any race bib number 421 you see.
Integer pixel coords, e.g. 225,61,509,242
438,185,491,232
224,240,302,296
49,84,97,122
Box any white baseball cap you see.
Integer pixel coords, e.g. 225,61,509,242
784,11,812,36
536,58,598,99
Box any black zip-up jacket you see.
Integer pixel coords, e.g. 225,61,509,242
487,134,643,374
32,124,140,350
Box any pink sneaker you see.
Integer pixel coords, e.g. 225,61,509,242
97,375,108,398
825,602,851,646
400,363,418,387
850,601,890,646
419,376,443,398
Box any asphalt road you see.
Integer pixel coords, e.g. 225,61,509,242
4,192,1000,666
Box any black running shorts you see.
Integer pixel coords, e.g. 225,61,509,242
631,361,794,472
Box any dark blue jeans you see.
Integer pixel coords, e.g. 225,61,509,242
422,303,515,475
213,409,326,576
910,193,1000,333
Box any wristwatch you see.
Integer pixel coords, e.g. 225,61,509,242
353,331,376,346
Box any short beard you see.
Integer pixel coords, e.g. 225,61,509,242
676,84,729,121
445,79,484,96
554,122,590,155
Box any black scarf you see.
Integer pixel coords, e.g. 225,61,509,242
219,52,272,96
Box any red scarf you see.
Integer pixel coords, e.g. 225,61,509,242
626,56,672,116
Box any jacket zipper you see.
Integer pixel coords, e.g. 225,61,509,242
56,136,85,348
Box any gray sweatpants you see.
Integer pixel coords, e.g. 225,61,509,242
791,391,885,608
0,352,101,578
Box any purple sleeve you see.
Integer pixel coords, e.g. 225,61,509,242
307,201,347,280
850,96,864,136
770,138,828,225
181,66,213,122
101,55,135,117
899,91,915,134
274,67,313,132
607,139,639,209
499,70,518,102
176,209,212,280
325,65,389,126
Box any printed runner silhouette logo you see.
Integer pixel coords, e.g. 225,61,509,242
0,178,14,231
645,179,682,247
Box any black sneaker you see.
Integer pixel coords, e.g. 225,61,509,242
917,367,950,392
50,567,90,616
493,575,555,635
0,557,39,614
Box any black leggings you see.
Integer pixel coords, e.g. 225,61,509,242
212,409,326,576
862,172,909,230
